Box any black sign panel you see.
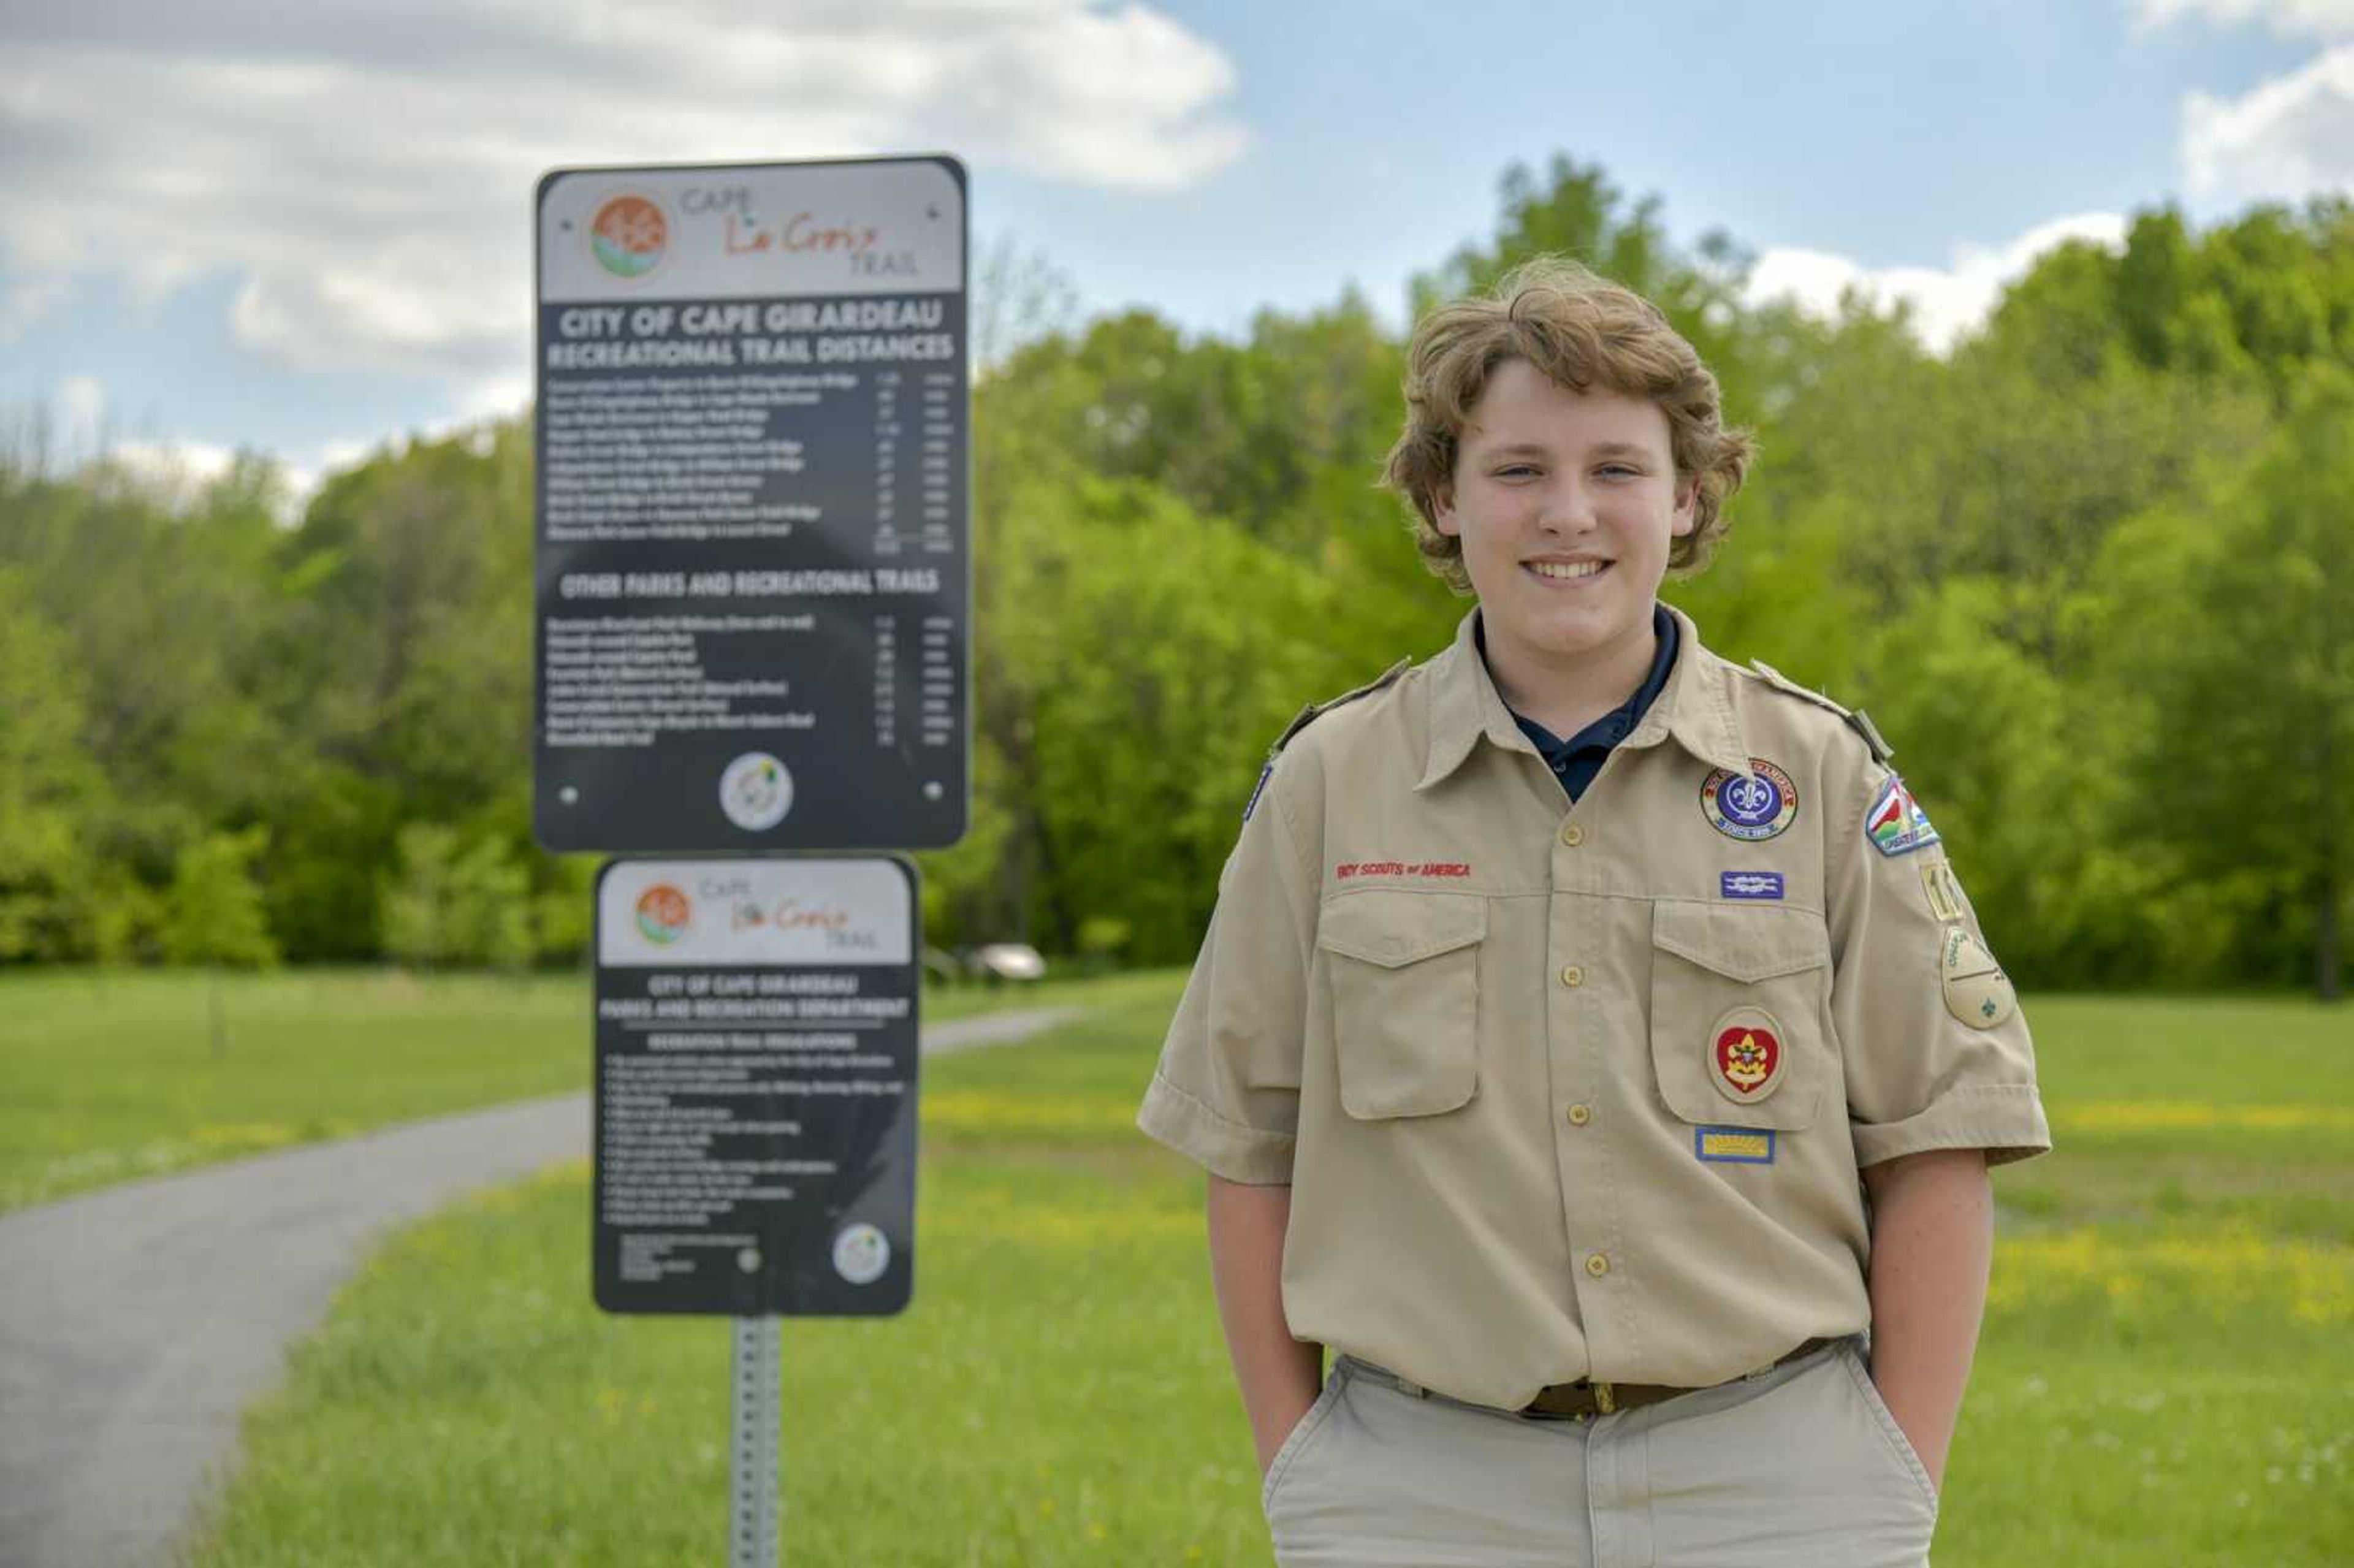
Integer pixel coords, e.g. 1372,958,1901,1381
592,857,917,1317
535,158,968,852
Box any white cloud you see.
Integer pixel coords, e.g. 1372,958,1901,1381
110,437,238,490
1743,213,2130,354
0,1,1246,383
56,375,106,449
2133,0,2354,37
2181,43,2354,200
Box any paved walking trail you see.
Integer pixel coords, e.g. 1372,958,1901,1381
0,1006,1079,1568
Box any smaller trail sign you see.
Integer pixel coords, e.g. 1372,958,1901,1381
593,857,916,1317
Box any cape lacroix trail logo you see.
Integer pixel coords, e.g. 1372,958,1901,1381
635,883,690,945
589,193,669,280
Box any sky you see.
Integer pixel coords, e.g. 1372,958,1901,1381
0,0,2347,501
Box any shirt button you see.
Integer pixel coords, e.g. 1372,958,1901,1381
1560,823,1583,847
1585,1252,1611,1277
1560,965,1583,988
1566,1103,1592,1127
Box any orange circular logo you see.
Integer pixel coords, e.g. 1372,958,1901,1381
589,194,669,280
634,883,690,943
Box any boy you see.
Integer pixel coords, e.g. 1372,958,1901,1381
1137,259,2049,1567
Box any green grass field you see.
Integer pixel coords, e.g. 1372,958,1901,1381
154,983,2352,1566
0,967,1151,1213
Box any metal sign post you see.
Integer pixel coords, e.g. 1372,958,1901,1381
729,1316,782,1568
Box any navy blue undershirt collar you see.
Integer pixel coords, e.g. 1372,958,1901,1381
1479,604,1680,803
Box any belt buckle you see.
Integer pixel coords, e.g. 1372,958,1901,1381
1591,1380,1616,1416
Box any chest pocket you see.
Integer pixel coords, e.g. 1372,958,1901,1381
1648,901,1832,1131
1316,891,1484,1119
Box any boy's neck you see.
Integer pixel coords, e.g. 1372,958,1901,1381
1480,604,1664,742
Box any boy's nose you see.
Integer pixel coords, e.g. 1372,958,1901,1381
1536,484,1599,533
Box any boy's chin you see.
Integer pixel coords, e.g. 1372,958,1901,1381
1484,599,1655,658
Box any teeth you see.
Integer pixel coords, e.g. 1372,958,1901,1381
1528,560,1607,580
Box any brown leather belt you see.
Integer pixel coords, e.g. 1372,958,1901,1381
1519,1337,1838,1421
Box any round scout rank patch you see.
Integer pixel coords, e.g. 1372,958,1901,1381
1940,927,2017,1030
1709,1008,1789,1103
1701,760,1799,842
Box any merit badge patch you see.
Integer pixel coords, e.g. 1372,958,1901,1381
1920,860,1965,923
1695,1126,1777,1165
1940,927,2017,1030
1701,760,1799,842
1866,774,1941,857
1721,871,1785,902
1708,1007,1789,1103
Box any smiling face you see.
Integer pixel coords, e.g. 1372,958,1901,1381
1433,359,1697,693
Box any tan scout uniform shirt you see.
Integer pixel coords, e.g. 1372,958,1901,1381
1138,604,2051,1411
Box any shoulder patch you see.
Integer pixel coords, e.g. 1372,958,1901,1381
1270,658,1412,756
1744,659,1894,766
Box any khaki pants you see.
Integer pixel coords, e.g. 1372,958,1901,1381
1260,1340,1938,1567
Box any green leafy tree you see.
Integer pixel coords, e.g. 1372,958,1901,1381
2097,365,2354,997
380,823,534,970
159,826,280,967
0,569,105,959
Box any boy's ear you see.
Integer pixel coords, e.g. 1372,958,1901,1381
1670,474,1700,538
1431,484,1460,538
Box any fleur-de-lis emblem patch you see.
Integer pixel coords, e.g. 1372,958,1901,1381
1708,1007,1790,1104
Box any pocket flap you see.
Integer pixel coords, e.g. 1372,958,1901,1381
1653,900,1830,983
1317,891,1485,969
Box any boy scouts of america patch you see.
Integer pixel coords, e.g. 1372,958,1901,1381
1708,1007,1789,1103
1940,927,2017,1030
1700,760,1798,842
1866,774,1941,857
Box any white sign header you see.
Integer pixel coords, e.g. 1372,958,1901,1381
539,156,965,304
598,858,913,967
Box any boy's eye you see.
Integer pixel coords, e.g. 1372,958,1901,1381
1597,463,1640,479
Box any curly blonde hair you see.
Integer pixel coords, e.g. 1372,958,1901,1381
1382,257,1757,591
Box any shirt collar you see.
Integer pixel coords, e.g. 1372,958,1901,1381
1506,604,1679,763
1417,601,1750,790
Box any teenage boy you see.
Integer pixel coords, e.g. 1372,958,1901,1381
1137,258,2049,1567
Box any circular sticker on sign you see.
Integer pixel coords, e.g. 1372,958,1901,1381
1701,760,1799,842
832,1222,890,1285
1709,1007,1790,1103
720,752,794,831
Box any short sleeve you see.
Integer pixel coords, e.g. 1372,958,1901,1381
1136,756,1319,1184
1826,758,2052,1168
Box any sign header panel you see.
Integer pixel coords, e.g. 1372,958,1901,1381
534,157,969,853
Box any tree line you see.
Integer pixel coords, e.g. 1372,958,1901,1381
2,156,2347,996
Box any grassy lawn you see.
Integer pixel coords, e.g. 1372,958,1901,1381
178,986,2353,1566
0,966,1161,1213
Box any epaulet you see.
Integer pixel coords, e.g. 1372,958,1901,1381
1270,658,1413,757
1744,659,1895,767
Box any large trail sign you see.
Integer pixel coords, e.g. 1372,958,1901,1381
534,157,969,853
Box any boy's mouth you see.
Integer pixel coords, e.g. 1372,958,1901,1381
1524,559,1610,584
